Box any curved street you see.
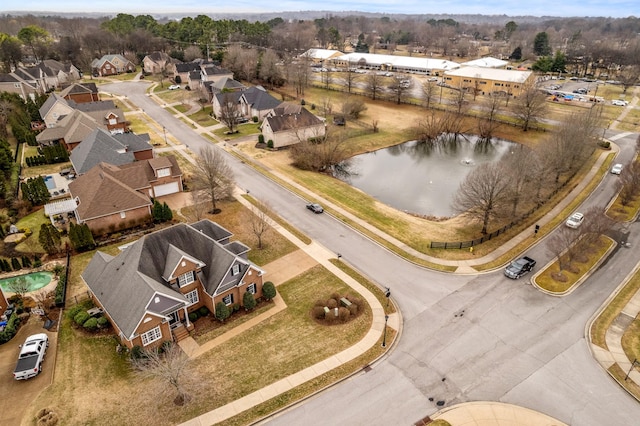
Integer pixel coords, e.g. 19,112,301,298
102,81,640,425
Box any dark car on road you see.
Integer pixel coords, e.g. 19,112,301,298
504,256,536,279
306,203,324,214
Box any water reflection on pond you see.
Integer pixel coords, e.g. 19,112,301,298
337,134,520,217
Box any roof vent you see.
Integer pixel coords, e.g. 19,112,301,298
154,296,160,304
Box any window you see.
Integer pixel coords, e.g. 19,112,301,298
141,326,162,346
247,283,256,294
185,289,199,305
222,294,234,305
178,271,195,287
232,264,240,276
157,168,171,178
109,118,117,125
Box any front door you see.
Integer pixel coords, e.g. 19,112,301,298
168,311,180,328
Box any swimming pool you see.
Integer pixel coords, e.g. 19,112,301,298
0,271,54,293
44,175,55,190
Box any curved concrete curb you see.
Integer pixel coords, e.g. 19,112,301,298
531,236,617,297
431,401,568,426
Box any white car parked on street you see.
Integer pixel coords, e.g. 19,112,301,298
612,99,628,106
611,163,624,175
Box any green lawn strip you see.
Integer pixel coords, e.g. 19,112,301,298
202,133,219,143
534,235,613,293
20,161,72,179
608,363,640,401
187,106,218,127
174,104,189,114
22,144,40,159
213,123,261,140
590,266,640,349
607,193,640,222
14,208,49,253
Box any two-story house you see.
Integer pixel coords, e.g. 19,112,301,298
68,156,183,234
91,54,136,77
81,220,266,349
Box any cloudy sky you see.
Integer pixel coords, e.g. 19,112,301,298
1,0,636,18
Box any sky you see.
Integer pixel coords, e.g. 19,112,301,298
0,0,637,18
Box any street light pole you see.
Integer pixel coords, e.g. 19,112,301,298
163,126,168,145
625,358,640,381
381,315,389,348
385,287,391,309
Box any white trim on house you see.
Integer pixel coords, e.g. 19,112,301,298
185,289,199,305
178,271,196,287
140,325,162,346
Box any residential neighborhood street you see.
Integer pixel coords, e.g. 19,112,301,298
101,81,640,425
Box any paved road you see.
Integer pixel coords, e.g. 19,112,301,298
101,81,640,425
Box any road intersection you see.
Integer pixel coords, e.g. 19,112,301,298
102,81,640,425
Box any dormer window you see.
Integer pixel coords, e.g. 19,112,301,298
178,270,195,287
232,264,240,276
157,167,171,178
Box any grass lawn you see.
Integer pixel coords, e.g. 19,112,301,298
14,208,50,253
214,123,261,140
27,261,375,426
534,235,614,294
187,106,218,127
21,162,72,179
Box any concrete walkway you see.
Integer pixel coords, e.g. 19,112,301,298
124,82,640,425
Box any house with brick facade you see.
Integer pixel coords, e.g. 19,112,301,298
91,54,136,77
59,82,100,103
81,220,265,349
68,156,183,234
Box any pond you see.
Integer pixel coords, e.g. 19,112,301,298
337,135,520,217
0,271,54,293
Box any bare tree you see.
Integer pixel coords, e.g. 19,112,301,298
421,80,437,109
183,45,202,62
6,276,30,298
244,200,274,250
218,92,243,134
617,161,640,206
341,95,367,120
186,189,209,222
33,290,53,321
388,75,412,105
477,93,503,141
452,162,511,234
321,68,333,89
191,146,235,214
501,146,536,216
512,79,547,131
132,344,193,406
290,55,311,98
364,72,384,101
342,60,359,93
580,206,616,246
546,225,580,274
289,130,351,172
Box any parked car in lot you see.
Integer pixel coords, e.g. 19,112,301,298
168,84,180,90
611,99,628,106
565,212,584,229
611,163,623,175
306,203,324,214
13,333,49,380
504,256,536,279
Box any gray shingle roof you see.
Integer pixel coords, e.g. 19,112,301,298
82,221,263,339
70,128,141,175
241,86,281,112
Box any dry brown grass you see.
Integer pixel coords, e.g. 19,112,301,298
26,264,374,426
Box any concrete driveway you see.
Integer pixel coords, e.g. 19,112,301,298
0,315,57,425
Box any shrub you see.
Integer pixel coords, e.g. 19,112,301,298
97,316,109,328
130,345,144,360
338,307,350,322
327,298,338,309
66,304,84,320
83,317,98,330
258,134,265,144
262,281,276,300
188,311,199,322
314,299,325,307
74,311,90,326
243,291,257,311
348,304,358,316
252,116,258,123
312,306,326,320
0,312,20,343
330,292,341,302
300,99,306,105
215,302,230,322
198,306,210,317
267,140,274,149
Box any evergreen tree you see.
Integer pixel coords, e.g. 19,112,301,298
21,256,31,267
214,302,230,322
38,223,60,254
0,258,7,272
80,224,95,251
3,258,11,271
243,290,257,311
152,200,164,222
262,281,276,301
509,46,522,61
162,202,173,221
533,32,551,56
11,257,21,270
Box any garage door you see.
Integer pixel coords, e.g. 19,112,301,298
154,182,180,197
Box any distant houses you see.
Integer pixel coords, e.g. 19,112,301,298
91,54,136,77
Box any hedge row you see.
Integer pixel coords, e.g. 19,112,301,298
0,312,21,344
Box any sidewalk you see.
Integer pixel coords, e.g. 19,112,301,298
136,83,640,425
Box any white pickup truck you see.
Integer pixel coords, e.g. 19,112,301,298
13,333,49,380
